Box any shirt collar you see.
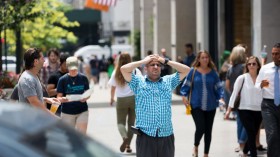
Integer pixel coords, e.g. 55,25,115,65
273,62,279,69
144,75,163,82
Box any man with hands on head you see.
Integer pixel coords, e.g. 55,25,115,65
121,54,190,157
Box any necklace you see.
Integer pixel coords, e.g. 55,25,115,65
69,76,77,85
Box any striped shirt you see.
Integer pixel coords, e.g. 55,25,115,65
128,72,180,137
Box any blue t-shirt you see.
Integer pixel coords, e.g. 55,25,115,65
57,73,89,114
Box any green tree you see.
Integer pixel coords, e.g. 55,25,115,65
0,0,79,73
3,0,79,53
132,29,141,61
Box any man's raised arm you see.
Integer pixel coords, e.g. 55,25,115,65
155,54,190,80
121,55,154,82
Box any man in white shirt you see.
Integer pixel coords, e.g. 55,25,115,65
255,43,280,157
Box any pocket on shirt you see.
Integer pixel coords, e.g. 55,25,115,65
138,86,153,98
159,85,172,100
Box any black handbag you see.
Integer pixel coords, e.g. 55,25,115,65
233,77,245,110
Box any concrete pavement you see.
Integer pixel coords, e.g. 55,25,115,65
86,85,267,157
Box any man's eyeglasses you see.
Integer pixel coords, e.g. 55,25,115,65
149,63,161,67
247,63,257,66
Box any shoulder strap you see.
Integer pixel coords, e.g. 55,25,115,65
188,68,196,101
238,76,245,94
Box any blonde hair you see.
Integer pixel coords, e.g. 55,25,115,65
230,46,247,65
115,52,132,87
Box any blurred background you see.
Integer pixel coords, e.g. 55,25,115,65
1,0,280,73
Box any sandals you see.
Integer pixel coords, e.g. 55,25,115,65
192,154,198,157
192,147,198,157
235,146,240,152
126,145,132,153
256,145,267,151
120,138,129,152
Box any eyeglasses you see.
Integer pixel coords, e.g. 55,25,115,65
247,63,257,66
149,63,161,67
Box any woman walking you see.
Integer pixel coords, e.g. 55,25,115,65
57,56,90,134
225,45,248,153
180,50,224,157
225,56,263,157
108,52,142,153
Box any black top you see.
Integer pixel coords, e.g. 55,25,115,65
48,71,67,94
57,73,89,114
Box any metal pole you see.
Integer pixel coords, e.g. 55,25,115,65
170,0,176,61
4,29,7,72
140,0,145,59
0,3,2,72
3,1,7,72
153,0,158,54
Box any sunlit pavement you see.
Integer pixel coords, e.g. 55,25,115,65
87,84,267,157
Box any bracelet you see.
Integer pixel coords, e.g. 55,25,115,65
164,58,170,65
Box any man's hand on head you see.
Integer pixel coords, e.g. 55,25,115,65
152,54,165,64
143,55,156,64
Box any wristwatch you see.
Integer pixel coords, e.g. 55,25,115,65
164,58,170,65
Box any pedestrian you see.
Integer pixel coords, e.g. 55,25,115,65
40,48,60,85
89,55,99,84
176,43,196,96
219,50,231,110
183,43,196,67
225,45,248,152
108,52,142,153
77,56,85,74
160,48,172,77
255,43,280,157
18,48,60,114
180,50,224,157
107,57,115,78
120,54,190,157
57,56,90,134
47,53,70,116
225,56,263,157
99,54,109,89
11,69,49,102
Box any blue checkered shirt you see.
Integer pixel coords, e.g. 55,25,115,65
128,72,181,137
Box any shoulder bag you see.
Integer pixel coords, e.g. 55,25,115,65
233,76,245,110
186,68,196,115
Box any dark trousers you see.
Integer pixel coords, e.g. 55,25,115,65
261,99,280,157
136,133,174,157
238,110,262,157
191,108,216,154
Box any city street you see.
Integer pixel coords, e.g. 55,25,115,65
86,85,267,157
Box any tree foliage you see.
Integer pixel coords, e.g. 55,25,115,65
132,29,141,61
1,0,79,54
